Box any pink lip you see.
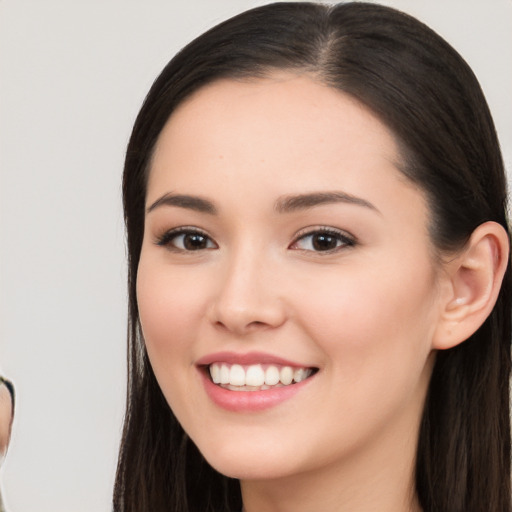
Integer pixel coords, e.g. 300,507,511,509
196,351,308,368
199,370,313,412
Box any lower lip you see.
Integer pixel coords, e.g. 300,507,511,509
199,369,313,412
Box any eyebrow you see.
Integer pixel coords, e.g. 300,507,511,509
146,190,379,216
146,193,217,215
274,191,380,214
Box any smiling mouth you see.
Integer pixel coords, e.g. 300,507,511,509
207,363,317,391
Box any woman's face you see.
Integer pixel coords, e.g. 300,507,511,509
137,74,444,481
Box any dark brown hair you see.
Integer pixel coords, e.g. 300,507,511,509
114,3,511,511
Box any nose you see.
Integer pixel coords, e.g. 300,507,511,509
207,247,287,336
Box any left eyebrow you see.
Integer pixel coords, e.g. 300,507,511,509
274,191,380,214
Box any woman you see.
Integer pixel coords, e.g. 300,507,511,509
114,3,511,511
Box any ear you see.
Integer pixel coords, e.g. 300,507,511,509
432,221,510,350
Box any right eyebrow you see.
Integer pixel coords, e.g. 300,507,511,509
146,193,217,215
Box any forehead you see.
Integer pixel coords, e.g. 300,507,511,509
150,73,403,192
147,74,432,229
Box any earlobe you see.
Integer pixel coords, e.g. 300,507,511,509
432,221,510,350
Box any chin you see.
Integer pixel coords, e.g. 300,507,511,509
194,435,300,481
205,456,291,481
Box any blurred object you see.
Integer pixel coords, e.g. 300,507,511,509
0,377,14,458
0,377,14,512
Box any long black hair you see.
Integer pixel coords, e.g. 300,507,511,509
114,3,511,511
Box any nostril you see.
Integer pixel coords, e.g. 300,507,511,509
248,321,267,328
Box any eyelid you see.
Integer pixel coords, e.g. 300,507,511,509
289,226,356,253
154,226,218,250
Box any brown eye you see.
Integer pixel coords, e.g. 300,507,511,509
181,233,211,250
156,229,217,251
291,229,355,253
310,233,339,251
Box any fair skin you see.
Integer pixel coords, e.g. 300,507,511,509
137,74,509,512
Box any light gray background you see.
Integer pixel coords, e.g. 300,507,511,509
0,1,510,511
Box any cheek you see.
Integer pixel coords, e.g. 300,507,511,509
136,258,211,417
136,259,206,363
295,260,438,381
292,265,438,451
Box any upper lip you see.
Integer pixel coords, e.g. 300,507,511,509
196,351,314,368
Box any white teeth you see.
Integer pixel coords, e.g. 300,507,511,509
293,368,307,383
229,364,245,386
265,366,280,386
280,366,294,385
219,364,230,385
210,364,220,384
208,363,313,389
246,365,265,386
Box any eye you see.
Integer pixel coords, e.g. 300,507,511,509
290,228,355,253
155,227,217,251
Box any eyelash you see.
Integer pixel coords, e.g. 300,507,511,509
289,227,356,254
155,227,217,252
155,226,356,254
